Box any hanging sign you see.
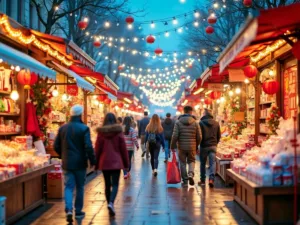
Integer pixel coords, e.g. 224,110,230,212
67,85,78,96
228,69,246,82
207,83,223,92
283,66,297,119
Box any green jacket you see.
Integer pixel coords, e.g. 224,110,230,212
171,114,202,151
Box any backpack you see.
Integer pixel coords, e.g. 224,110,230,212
148,132,157,146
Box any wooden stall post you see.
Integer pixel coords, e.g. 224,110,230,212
83,91,88,124
254,72,260,145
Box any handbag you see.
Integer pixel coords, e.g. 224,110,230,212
167,152,181,184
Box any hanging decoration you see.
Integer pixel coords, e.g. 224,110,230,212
146,35,155,44
104,98,112,105
207,14,217,24
154,48,163,55
118,65,125,71
98,95,107,102
204,98,212,105
262,80,279,95
93,38,101,47
205,26,214,34
17,70,38,89
78,18,89,30
209,91,221,100
243,65,258,78
243,0,252,7
125,16,134,24
118,102,124,108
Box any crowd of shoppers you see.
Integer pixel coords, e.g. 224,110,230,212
54,104,221,222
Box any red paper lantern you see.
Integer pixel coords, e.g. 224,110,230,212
180,75,186,80
188,64,193,69
205,26,214,34
17,70,38,89
93,40,101,48
78,20,88,30
118,65,124,71
243,0,252,7
243,65,258,78
204,98,212,105
146,35,155,44
209,91,221,100
177,106,183,112
125,16,134,24
207,15,217,24
118,102,124,108
154,48,163,55
129,105,135,111
104,98,112,105
262,80,279,95
98,95,106,102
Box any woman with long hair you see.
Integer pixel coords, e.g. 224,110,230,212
145,114,165,176
95,113,129,217
122,116,139,179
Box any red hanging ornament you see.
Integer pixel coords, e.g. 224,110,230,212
243,65,258,78
188,64,193,69
154,48,163,55
146,35,155,44
204,98,212,105
262,80,279,95
17,70,38,89
125,16,134,24
177,106,183,112
243,0,252,7
205,26,214,34
180,75,186,80
209,91,221,100
118,102,124,108
104,98,112,105
93,40,101,48
118,65,124,71
78,20,88,30
207,15,217,24
98,95,106,102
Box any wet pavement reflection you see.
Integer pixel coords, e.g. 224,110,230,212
14,152,257,225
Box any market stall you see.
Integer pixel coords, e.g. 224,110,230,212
215,4,300,225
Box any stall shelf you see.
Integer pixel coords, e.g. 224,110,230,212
216,156,234,186
0,165,54,225
227,169,298,225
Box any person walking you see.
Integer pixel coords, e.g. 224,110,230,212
54,105,96,223
199,109,221,188
145,114,165,176
171,106,201,187
122,116,139,179
138,111,150,158
117,117,123,125
130,116,137,129
161,113,175,163
95,113,129,217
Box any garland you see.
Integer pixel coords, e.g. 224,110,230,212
266,104,280,135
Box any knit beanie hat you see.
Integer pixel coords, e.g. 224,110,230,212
70,105,83,116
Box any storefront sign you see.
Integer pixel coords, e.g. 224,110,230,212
228,69,246,82
67,85,78,96
207,83,223,92
283,66,297,119
219,19,258,73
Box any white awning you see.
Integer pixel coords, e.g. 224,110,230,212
0,43,56,80
52,62,95,92
200,68,212,86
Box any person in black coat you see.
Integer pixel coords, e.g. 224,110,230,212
54,105,96,223
198,108,221,188
161,113,175,162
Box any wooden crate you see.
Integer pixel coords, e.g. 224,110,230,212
216,156,234,186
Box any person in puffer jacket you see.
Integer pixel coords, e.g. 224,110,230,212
171,106,202,187
161,113,175,162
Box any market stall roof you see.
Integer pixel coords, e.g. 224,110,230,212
218,3,300,73
52,62,95,92
117,91,134,103
0,43,56,80
69,64,104,82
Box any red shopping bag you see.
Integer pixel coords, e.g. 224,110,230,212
167,152,181,184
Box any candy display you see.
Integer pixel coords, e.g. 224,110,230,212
230,118,299,187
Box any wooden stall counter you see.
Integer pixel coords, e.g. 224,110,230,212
0,165,54,224
216,156,234,186
227,169,299,225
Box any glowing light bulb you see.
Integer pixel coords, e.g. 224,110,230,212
10,90,19,101
220,97,225,102
128,24,133,29
172,17,178,25
178,28,183,33
150,22,155,28
235,88,241,94
52,87,59,97
194,21,199,27
244,79,249,84
104,21,110,28
133,37,138,42
194,11,200,18
165,32,170,37
213,3,219,8
62,93,68,101
229,91,234,96
15,66,20,72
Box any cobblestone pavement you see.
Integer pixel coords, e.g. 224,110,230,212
14,152,257,225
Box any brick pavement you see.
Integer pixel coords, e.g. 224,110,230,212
14,152,257,225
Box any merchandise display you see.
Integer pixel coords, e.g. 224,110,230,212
230,118,298,186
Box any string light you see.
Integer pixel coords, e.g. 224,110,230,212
194,21,199,27
173,17,178,25
251,40,286,63
150,21,155,28
104,21,110,28
165,31,170,37
194,11,200,18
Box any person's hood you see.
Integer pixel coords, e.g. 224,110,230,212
178,114,196,125
201,114,214,127
164,118,173,125
96,124,123,138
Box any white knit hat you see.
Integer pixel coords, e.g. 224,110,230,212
70,105,83,116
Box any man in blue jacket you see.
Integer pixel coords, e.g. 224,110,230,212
138,111,150,158
54,105,96,223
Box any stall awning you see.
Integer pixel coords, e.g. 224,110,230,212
52,62,95,92
69,65,105,82
218,3,300,72
0,43,56,80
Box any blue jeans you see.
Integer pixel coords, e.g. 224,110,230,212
123,151,134,175
149,143,160,170
200,147,216,181
64,169,86,213
164,140,171,160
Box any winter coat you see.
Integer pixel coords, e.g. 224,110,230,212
123,126,139,151
171,114,202,151
95,124,129,170
145,131,165,149
138,117,150,137
54,116,96,170
200,114,221,149
161,118,175,141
